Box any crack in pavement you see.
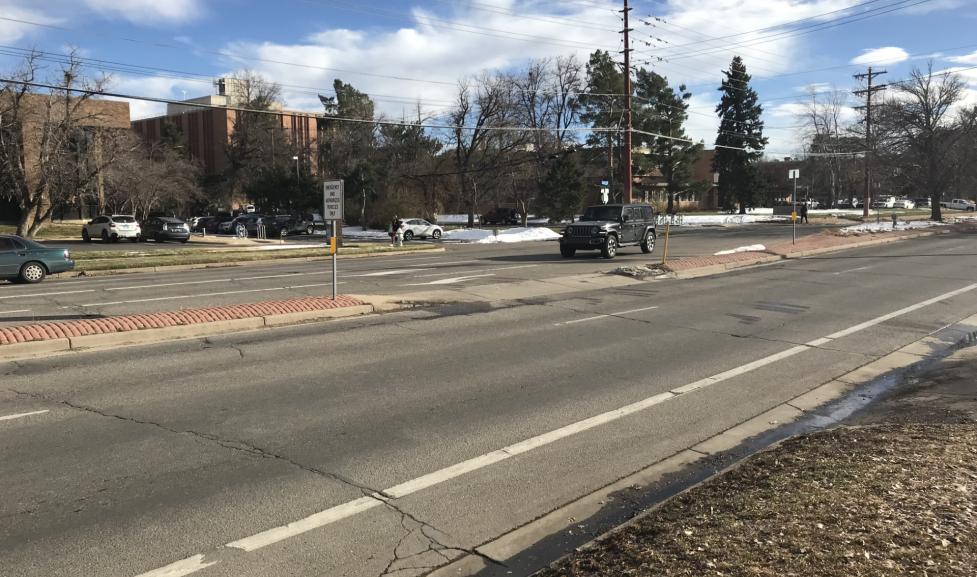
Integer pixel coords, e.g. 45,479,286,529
379,502,505,577
5,387,385,499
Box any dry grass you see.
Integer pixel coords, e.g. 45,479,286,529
538,424,977,577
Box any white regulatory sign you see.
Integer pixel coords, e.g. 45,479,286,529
323,180,344,221
788,169,800,180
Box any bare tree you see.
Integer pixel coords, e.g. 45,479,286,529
877,63,977,220
0,51,126,236
103,131,202,218
449,73,524,227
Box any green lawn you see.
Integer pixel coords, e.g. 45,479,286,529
0,222,84,239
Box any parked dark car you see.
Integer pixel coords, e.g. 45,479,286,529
0,234,74,283
190,216,215,233
480,207,520,226
559,204,656,259
914,197,932,209
245,215,282,238
140,217,190,243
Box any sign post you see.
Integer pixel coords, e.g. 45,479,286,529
788,169,800,245
323,180,344,300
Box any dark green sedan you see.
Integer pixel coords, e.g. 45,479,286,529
0,234,75,284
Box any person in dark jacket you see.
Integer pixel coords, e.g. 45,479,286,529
800,202,809,224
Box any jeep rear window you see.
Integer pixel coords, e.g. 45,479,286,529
582,206,622,221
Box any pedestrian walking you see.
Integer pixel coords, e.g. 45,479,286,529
389,215,398,246
394,219,405,247
800,202,809,224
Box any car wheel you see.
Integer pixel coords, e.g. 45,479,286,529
306,225,314,235
19,262,46,284
641,231,656,254
560,246,576,258
180,238,189,244
432,229,442,240
404,230,414,241
101,230,109,242
82,229,91,242
130,236,139,243
601,235,618,259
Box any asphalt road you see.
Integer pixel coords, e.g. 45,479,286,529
3,230,977,577
0,224,833,326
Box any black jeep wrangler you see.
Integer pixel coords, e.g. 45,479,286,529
559,204,656,259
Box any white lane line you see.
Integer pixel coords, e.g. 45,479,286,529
0,289,95,300
405,274,496,286
226,496,384,552
105,272,325,291
833,266,872,276
417,264,537,279
134,282,977,576
73,283,341,308
134,555,218,577
347,269,433,277
825,283,977,340
555,306,659,326
408,260,475,267
0,309,31,316
0,409,49,422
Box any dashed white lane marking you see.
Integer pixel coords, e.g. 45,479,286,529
555,306,659,326
416,264,537,278
0,309,31,316
833,266,872,275
407,260,476,267
105,272,325,292
346,269,433,277
405,274,496,286
0,410,49,422
72,283,343,308
134,555,218,577
132,282,977,577
0,289,95,300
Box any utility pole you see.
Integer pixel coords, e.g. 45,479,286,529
854,67,887,219
621,0,634,203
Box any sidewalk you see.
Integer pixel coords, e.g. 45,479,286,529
535,347,977,577
662,226,950,278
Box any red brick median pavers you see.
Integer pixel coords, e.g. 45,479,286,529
0,296,365,346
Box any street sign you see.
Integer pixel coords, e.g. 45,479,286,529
323,180,344,221
788,169,800,180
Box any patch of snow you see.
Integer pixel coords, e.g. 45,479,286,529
434,214,476,225
443,227,561,244
674,214,786,226
714,244,767,256
840,220,948,235
342,226,391,240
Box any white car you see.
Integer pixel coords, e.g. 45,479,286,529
82,215,141,243
893,197,915,209
872,196,895,209
401,218,443,241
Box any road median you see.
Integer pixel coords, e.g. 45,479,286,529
0,295,409,360
664,227,950,279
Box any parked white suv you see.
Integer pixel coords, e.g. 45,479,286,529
82,215,141,243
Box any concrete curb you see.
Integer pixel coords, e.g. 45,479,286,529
427,310,977,577
57,247,445,278
0,301,394,361
670,229,946,279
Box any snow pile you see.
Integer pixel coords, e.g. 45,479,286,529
673,214,786,226
840,220,948,235
443,227,561,244
342,226,391,240
714,244,767,256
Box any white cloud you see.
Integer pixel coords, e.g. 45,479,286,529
83,0,203,25
106,75,208,120
850,47,910,66
947,50,977,66
0,2,60,43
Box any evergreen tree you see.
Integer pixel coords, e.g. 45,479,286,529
581,50,625,201
633,69,702,213
713,57,767,214
538,152,586,223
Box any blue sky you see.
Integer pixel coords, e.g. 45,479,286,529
2,0,976,155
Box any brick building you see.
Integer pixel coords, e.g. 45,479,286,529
131,79,319,177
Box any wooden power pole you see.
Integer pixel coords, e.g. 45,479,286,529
854,67,887,218
621,0,633,203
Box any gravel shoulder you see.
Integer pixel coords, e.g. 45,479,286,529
536,349,977,577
